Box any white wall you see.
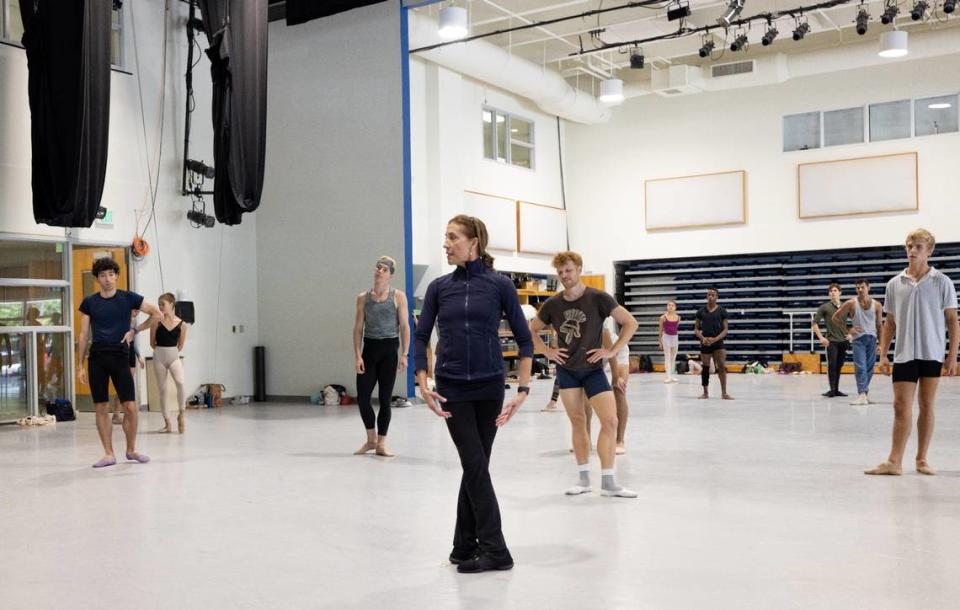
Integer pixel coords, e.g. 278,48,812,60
564,55,960,288
409,58,568,294
257,2,406,397
0,1,259,398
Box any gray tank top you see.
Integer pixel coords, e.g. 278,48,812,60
852,298,878,338
363,288,399,339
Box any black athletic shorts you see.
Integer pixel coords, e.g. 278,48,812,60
88,346,136,404
892,359,942,383
700,340,725,354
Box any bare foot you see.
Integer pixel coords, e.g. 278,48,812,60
916,460,937,476
698,393,709,400
615,443,625,455
375,444,396,457
864,461,903,475
354,442,376,455
722,394,734,400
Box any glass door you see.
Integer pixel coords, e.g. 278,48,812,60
0,332,29,421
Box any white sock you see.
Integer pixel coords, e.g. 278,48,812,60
601,468,620,491
577,463,590,486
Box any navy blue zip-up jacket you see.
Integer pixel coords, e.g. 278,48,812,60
414,258,534,386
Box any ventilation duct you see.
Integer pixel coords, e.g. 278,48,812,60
408,11,611,125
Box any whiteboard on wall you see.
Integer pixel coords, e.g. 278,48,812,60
798,152,918,219
463,191,517,251
518,202,567,255
644,170,746,231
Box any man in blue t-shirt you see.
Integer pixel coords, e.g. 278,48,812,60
78,257,161,468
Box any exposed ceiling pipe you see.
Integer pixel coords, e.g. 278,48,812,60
408,10,612,124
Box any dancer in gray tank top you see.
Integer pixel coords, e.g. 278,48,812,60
833,279,883,405
352,256,410,457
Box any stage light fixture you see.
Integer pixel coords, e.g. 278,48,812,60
910,0,929,20
730,33,749,51
185,159,215,179
698,40,716,57
717,0,745,27
792,22,810,41
945,0,956,14
856,8,870,35
881,3,899,24
761,26,779,46
630,51,645,69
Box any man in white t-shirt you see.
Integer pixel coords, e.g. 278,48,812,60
865,228,959,476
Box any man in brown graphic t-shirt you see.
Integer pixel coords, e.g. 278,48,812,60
531,251,638,498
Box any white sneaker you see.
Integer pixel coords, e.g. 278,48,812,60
601,487,638,498
867,396,877,404
850,394,869,406
565,484,592,496
663,377,672,383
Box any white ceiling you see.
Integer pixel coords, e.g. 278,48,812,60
412,0,960,84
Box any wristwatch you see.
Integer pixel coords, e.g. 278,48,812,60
517,386,530,395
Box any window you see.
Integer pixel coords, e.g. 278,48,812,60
483,107,535,169
783,112,820,152
0,236,71,422
915,94,958,137
1,1,124,69
823,107,864,147
869,99,911,142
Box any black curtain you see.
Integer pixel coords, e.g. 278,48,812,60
198,0,268,226
284,0,388,25
20,0,111,227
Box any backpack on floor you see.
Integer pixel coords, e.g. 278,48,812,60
45,399,75,422
638,355,654,373
674,359,690,374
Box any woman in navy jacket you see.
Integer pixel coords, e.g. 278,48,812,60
414,214,533,574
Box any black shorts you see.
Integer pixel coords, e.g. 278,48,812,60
700,340,725,354
88,348,136,404
892,360,942,383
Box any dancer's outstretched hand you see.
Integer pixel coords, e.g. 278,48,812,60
496,393,526,427
421,388,451,418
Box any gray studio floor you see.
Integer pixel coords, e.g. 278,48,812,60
3,372,960,610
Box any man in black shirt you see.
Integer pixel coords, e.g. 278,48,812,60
694,288,733,400
78,257,161,468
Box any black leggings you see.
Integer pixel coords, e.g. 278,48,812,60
826,340,849,393
356,337,399,436
445,398,510,561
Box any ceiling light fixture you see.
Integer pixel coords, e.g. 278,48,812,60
878,29,908,57
910,0,929,20
856,6,870,35
880,2,899,24
438,5,468,41
717,0,745,27
928,102,952,109
945,0,956,14
599,78,625,105
698,40,716,58
730,32,749,51
792,21,810,41
630,48,645,69
761,25,779,46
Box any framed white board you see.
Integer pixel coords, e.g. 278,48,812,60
518,201,567,255
644,170,746,231
798,152,918,219
463,191,517,251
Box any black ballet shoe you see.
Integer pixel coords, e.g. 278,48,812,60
456,553,514,573
448,548,480,565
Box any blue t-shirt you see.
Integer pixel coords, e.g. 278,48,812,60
79,290,144,346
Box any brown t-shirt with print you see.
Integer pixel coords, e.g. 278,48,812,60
536,287,618,371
